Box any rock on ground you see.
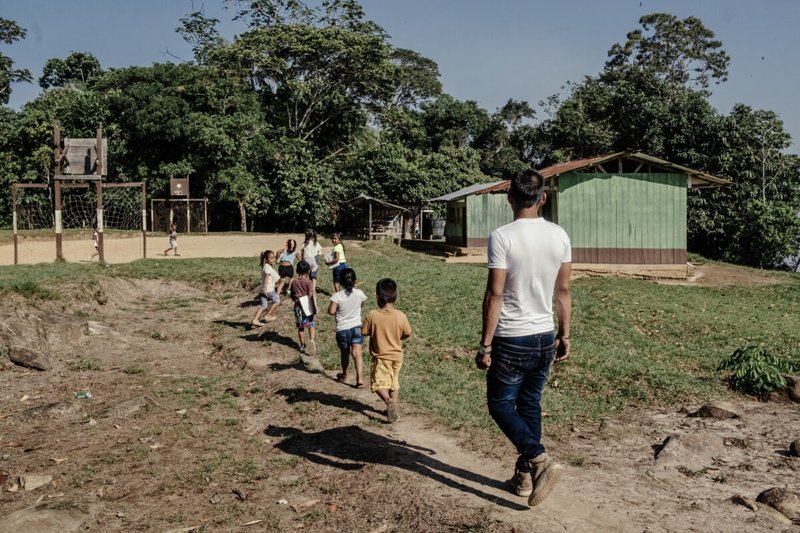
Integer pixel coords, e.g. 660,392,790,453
650,432,725,477
790,438,800,457
8,347,53,371
688,402,742,419
0,501,93,533
756,487,800,521
731,494,793,526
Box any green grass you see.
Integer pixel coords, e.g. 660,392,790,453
2,241,799,436
69,357,103,371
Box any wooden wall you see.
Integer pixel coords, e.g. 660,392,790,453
558,172,687,264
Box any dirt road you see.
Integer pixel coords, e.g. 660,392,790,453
2,276,798,532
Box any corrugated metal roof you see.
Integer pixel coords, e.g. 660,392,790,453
477,152,731,194
341,194,409,211
430,180,506,202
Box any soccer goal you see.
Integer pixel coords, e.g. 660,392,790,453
10,179,146,265
150,198,208,234
11,183,54,264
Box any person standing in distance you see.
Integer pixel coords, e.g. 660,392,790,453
475,168,572,508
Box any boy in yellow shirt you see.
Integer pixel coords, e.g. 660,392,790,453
361,278,412,423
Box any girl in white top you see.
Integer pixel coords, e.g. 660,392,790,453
301,229,323,291
328,267,367,388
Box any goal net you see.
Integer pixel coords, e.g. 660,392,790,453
151,199,208,234
10,184,54,265
102,184,145,263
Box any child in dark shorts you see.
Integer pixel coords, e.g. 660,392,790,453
277,239,298,296
290,260,317,356
328,268,367,388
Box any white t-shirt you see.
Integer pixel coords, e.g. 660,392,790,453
302,241,322,271
488,218,571,337
261,264,280,293
330,288,367,331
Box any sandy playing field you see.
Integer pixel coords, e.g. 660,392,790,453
0,233,310,265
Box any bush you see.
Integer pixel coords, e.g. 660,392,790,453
717,346,797,398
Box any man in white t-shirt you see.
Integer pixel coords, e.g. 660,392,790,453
475,168,572,508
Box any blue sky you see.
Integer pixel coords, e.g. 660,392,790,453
2,0,798,149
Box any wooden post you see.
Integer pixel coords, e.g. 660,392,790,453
368,201,372,241
54,122,62,176
96,180,104,263
12,185,18,265
150,199,154,233
141,183,147,258
55,179,63,260
203,199,208,234
95,125,103,176
186,198,191,233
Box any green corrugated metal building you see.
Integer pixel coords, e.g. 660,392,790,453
432,152,730,264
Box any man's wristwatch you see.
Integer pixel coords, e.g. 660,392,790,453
477,344,491,356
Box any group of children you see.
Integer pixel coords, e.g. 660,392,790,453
252,230,412,423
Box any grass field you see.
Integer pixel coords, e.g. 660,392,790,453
2,240,799,436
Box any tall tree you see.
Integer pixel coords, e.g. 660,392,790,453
176,10,225,65
39,52,102,89
0,17,32,105
606,13,729,92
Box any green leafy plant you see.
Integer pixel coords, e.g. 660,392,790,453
717,346,797,397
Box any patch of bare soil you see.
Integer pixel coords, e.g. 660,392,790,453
657,262,785,288
1,280,798,532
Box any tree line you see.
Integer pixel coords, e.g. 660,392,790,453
1,3,798,269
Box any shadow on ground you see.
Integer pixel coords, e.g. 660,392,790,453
264,424,527,511
276,387,381,416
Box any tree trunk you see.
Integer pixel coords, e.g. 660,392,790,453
239,200,247,233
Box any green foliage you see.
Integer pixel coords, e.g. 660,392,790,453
1,278,57,301
717,346,797,397
0,17,32,105
38,52,101,89
605,12,730,91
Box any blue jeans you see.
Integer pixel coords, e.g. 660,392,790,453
487,332,555,467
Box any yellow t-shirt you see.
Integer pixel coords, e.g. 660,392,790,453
333,243,346,265
361,307,412,361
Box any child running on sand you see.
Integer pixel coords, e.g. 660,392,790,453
90,227,99,260
163,223,179,256
328,268,367,388
361,278,412,423
252,250,281,327
290,260,317,356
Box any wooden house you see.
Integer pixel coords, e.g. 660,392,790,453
433,153,730,266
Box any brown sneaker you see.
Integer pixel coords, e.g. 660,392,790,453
386,400,399,423
508,467,533,497
528,453,563,507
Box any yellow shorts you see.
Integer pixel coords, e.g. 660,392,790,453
370,358,402,392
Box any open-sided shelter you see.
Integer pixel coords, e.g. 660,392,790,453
433,152,730,265
340,194,409,240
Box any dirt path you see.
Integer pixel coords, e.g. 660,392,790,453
1,279,798,532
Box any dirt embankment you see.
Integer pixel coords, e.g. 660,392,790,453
1,278,798,532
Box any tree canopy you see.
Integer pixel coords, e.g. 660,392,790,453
0,6,798,268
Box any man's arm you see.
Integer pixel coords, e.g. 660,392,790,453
554,262,572,362
476,268,506,369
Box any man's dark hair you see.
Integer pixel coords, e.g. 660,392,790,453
296,260,311,275
376,278,397,306
509,168,546,208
